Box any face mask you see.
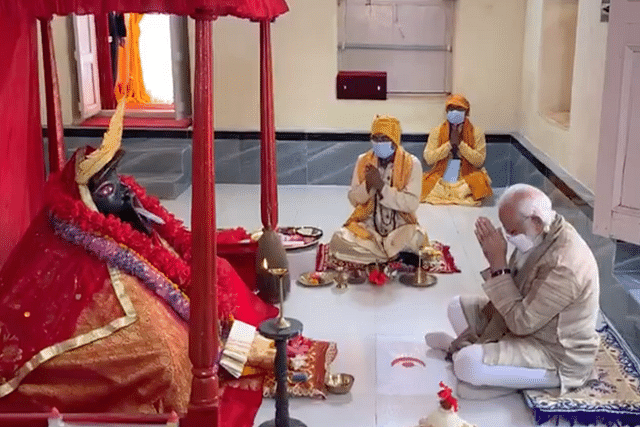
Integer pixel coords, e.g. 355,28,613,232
505,218,541,253
446,110,465,125
506,233,536,253
371,140,395,159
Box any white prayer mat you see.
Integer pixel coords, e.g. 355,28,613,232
374,335,535,427
376,335,456,397
375,335,457,427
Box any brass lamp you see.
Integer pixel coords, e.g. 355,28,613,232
255,228,290,304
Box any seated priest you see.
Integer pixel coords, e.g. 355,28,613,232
421,94,492,206
329,115,429,265
0,101,278,426
425,184,600,398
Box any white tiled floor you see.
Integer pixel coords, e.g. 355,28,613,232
161,184,566,427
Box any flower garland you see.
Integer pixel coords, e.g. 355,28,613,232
47,172,192,291
43,161,236,320
51,215,191,322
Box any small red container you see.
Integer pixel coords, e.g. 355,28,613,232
337,71,387,100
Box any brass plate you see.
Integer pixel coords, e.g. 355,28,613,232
298,271,335,287
399,272,437,287
251,226,323,251
296,226,323,238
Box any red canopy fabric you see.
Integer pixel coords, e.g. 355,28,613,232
0,0,288,20
0,0,288,266
0,15,44,269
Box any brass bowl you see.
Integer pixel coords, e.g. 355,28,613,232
326,373,355,394
348,270,367,284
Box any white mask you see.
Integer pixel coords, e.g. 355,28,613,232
505,218,541,253
506,233,536,253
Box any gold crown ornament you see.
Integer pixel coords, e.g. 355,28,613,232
75,99,126,185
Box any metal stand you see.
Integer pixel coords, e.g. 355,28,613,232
399,248,437,287
258,318,307,427
399,270,437,287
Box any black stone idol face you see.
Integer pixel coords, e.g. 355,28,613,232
88,149,153,235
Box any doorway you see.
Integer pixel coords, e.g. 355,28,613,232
72,13,192,127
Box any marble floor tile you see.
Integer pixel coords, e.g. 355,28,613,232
161,184,590,427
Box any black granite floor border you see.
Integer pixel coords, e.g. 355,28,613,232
510,137,594,221
45,127,513,143
46,126,587,215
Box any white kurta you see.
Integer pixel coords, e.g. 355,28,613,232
458,215,600,394
329,152,428,264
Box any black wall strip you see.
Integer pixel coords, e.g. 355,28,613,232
44,127,513,143
43,127,587,216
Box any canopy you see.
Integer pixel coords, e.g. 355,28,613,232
0,0,288,20
0,1,287,424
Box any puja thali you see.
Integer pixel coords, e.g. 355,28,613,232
251,226,323,251
297,271,335,287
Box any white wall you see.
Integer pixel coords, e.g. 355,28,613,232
567,0,608,192
41,0,527,134
213,0,527,133
539,0,578,118
38,17,77,126
520,0,608,192
37,1,609,192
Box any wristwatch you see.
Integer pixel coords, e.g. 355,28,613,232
490,268,511,278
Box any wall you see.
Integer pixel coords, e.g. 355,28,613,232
41,0,526,134
566,0,608,192
38,17,77,126
520,0,608,192
539,0,578,122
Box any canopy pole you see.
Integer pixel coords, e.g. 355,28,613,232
184,10,219,427
94,13,117,110
39,18,65,174
260,19,278,230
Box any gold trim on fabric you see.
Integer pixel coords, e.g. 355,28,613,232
75,99,125,185
0,267,137,398
77,181,100,213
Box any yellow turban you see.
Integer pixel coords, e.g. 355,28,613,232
445,94,471,115
371,115,401,146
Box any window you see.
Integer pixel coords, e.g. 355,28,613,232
337,0,453,95
71,13,192,126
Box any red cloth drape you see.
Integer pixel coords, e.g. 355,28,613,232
0,14,44,269
0,0,288,20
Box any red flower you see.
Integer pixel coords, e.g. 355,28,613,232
368,269,388,286
287,336,312,358
437,381,458,412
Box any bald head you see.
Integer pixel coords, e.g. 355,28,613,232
498,184,555,236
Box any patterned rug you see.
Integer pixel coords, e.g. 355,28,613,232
524,322,640,426
315,241,460,275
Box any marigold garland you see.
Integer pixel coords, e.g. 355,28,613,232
47,172,192,291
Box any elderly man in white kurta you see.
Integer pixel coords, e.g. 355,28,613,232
329,115,429,264
425,184,600,397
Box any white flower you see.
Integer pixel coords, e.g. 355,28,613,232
290,354,307,370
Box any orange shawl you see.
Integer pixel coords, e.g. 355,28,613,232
344,148,416,240
421,119,492,201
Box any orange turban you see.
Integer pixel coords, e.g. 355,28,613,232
371,115,401,146
445,94,470,115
